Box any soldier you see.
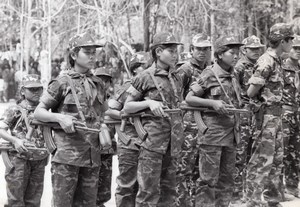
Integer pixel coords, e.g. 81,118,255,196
282,35,300,198
0,74,48,207
94,67,116,207
175,33,212,207
123,32,184,207
106,52,149,207
245,23,294,207
34,32,106,207
186,36,243,207
233,35,265,201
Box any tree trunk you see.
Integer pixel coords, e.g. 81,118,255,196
143,0,151,51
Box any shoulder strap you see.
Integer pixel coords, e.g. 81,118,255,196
210,68,236,105
65,75,86,123
148,71,168,106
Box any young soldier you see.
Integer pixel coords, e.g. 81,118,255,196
106,52,149,207
176,33,212,207
34,33,106,207
0,74,48,207
186,36,243,207
233,35,265,200
123,32,183,207
246,23,294,207
282,35,300,198
94,67,116,207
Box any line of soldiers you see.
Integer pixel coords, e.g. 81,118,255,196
0,22,299,207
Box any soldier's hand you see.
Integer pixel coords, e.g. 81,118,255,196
57,114,77,133
212,100,228,114
148,100,166,117
13,139,28,153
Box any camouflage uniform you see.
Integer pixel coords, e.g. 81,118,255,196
127,33,183,207
40,33,106,207
245,23,294,206
0,75,48,207
282,36,300,196
233,36,264,196
175,33,211,207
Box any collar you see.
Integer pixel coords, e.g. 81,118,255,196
68,69,102,83
266,48,281,62
213,62,234,77
238,55,255,66
190,58,206,70
149,62,171,76
19,100,37,111
284,58,300,71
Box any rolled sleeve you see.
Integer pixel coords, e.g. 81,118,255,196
40,79,67,109
249,55,273,86
190,81,204,97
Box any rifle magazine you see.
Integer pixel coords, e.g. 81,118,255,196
1,151,14,172
133,117,148,141
194,111,208,134
43,126,56,154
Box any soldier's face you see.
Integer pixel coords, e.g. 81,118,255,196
75,46,97,70
157,45,178,68
23,87,43,104
219,48,240,67
192,47,211,63
290,47,300,60
282,38,293,53
245,47,261,61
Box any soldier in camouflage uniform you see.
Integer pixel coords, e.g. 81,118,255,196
106,52,149,207
233,35,265,200
94,67,116,207
245,23,294,207
0,74,48,207
282,35,300,198
34,33,107,207
175,33,212,207
186,36,243,207
123,32,184,207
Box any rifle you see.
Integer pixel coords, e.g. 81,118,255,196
0,141,48,172
29,119,101,154
179,103,250,134
120,108,182,141
103,116,131,146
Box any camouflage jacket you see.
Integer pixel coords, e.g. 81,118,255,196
127,63,183,155
110,80,140,151
282,58,300,108
248,48,284,107
40,70,106,167
234,55,256,104
190,63,240,146
0,100,48,160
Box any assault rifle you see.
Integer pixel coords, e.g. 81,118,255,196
30,119,101,154
0,141,48,172
179,103,250,134
120,108,182,141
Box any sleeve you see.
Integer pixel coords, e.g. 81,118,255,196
176,65,191,90
234,63,245,85
0,105,21,129
40,78,67,109
126,73,150,100
248,56,272,86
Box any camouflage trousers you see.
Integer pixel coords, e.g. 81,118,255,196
136,147,177,207
245,114,284,205
234,113,253,195
51,162,100,207
4,155,47,207
97,154,113,207
195,144,236,207
282,111,300,190
115,148,139,207
176,126,199,207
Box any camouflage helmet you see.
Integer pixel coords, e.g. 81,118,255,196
150,32,183,49
94,67,112,78
292,35,300,47
192,33,212,47
69,32,103,51
269,23,294,41
214,36,244,49
242,35,265,48
21,74,43,88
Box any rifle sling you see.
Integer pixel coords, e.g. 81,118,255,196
66,75,86,122
148,71,168,106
